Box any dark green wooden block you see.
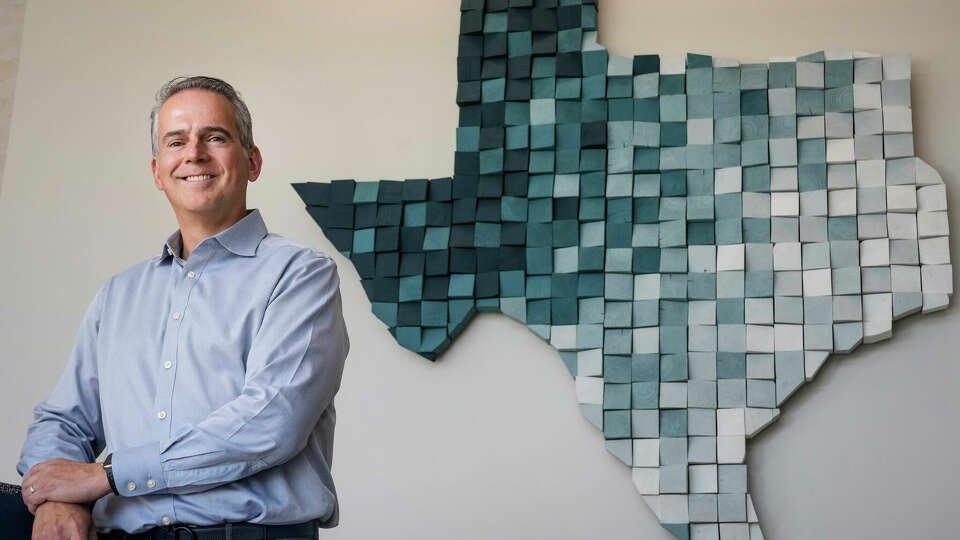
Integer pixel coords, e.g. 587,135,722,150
660,409,688,437
603,383,631,410
631,381,659,409
603,410,631,439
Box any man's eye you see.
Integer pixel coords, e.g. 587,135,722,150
209,135,225,142
168,140,183,147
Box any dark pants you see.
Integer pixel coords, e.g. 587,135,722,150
0,485,33,539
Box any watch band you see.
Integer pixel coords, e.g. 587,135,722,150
103,453,119,496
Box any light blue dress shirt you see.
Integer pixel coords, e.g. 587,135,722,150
17,209,349,533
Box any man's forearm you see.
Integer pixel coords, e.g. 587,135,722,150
21,458,114,513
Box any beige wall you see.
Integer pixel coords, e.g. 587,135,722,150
1,1,958,539
0,0,25,189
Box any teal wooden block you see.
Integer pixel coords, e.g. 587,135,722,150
605,248,632,273
530,124,555,149
423,226,451,251
687,145,715,170
743,164,770,192
633,299,659,327
660,94,687,122
660,326,688,354
634,96,659,122
660,274,688,300
714,143,742,168
689,494,719,523
476,298,499,313
403,202,427,227
633,147,660,172
398,275,423,302
634,121,661,147
579,297,605,324
688,196,715,222
660,248,689,273
715,116,741,144
448,274,475,298
660,196,687,220
526,275,551,299
662,524,690,540
715,298,744,324
604,301,633,328
769,62,797,88
715,219,743,245
688,273,717,300
526,247,553,275
582,74,606,99
687,67,713,95
422,301,448,327
499,270,525,297
660,146,688,170
744,270,774,297
687,380,717,408
532,77,556,100
631,409,660,438
579,273,605,298
604,354,632,383
526,299,550,325
714,92,741,118
557,101,583,124
833,321,864,352
556,124,580,150
448,300,475,336
554,246,580,273
741,64,769,90
660,300,689,326
607,122,633,149
717,352,746,379
371,302,398,327
603,410,631,439
717,493,746,522
741,139,768,167
608,98,634,121
715,194,742,219
604,382,632,410
505,126,529,150
606,197,632,223
581,221,605,246
556,148,580,174
825,86,854,113
660,464,688,493
481,78,506,103
775,351,805,405
581,172,606,197
659,220,688,249
419,328,449,356
578,246,605,271
825,59,853,88
631,381,659,409
769,115,796,139
507,31,532,58
632,353,660,382
501,196,528,223
688,223,715,246
353,181,380,204
605,438,632,466
607,76,633,98
687,169,713,195
352,228,375,254
604,329,632,354
528,151,555,174
798,138,826,165
742,115,769,141
689,410,718,438
714,67,740,93
478,148,504,175
718,464,748,494
605,273,633,300
457,127,481,152
690,352,718,381
581,99,607,123
718,379,747,408
661,353,689,382
395,326,421,353
660,436,688,465
688,94,714,119
742,218,770,244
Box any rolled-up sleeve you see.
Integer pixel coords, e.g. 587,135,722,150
110,254,349,496
17,285,108,476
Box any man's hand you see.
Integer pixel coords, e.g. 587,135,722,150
32,501,98,540
22,458,112,514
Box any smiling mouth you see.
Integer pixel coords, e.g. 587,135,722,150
181,174,216,183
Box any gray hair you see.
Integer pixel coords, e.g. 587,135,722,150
150,76,254,157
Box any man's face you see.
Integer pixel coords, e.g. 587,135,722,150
151,88,262,223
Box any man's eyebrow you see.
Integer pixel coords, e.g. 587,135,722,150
161,126,235,142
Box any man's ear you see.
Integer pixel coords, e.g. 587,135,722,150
151,157,163,191
247,146,263,183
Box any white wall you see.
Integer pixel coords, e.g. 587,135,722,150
2,1,959,538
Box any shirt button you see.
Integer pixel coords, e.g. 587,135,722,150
126,481,136,491
147,479,156,488
172,312,181,320
186,271,196,279
163,361,173,369
161,516,171,525
157,410,167,420
167,248,173,256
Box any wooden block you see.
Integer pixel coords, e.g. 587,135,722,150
717,435,746,464
887,213,918,239
916,158,944,186
826,138,855,163
633,438,660,467
771,192,800,217
827,163,857,190
854,109,883,135
804,351,830,380
833,322,864,352
797,115,825,139
883,106,913,133
825,112,853,138
853,83,881,111
575,375,603,404
917,184,947,212
917,211,949,238
860,238,890,266
632,467,660,495
690,464,719,494
919,236,951,265
922,293,951,313
882,55,911,80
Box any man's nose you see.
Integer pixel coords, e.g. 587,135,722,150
184,138,208,161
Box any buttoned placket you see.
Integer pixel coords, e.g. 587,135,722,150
153,243,213,525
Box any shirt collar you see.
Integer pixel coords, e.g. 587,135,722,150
159,209,268,261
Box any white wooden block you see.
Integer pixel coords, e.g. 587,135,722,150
916,158,944,185
887,213,917,239
804,351,830,380
856,159,886,187
803,268,833,296
891,265,922,293
607,54,633,76
632,439,660,467
771,192,799,217
691,524,719,540
745,298,774,325
634,273,661,299
660,495,690,524
774,324,804,351
855,56,883,83
886,185,917,212
581,31,602,51
825,49,854,60
885,157,916,185
854,109,883,135
632,468,660,495
863,319,893,343
770,167,799,192
633,327,660,354
919,236,951,265
575,376,603,404
883,106,913,133
715,166,743,194
828,164,857,190
853,83,882,111
689,300,718,325
714,57,741,68
747,494,759,523
882,55,911,80
828,189,857,216
744,408,780,438
717,435,746,464
826,138,855,163
746,325,775,353
921,264,953,294
690,245,718,273
862,293,893,321
797,115,825,139
860,238,890,266
917,211,949,238
642,495,662,521
660,382,688,408
661,54,686,74
577,348,603,376
689,118,715,145
551,325,578,350
773,242,802,271
742,193,771,218
858,215,887,239
717,408,746,436
922,293,951,313
689,464,719,494
917,184,947,212
717,244,746,271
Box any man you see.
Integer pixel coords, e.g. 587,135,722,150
8,76,349,539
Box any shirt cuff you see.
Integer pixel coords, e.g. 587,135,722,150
110,441,167,496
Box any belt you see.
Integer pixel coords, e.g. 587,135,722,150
98,519,319,540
